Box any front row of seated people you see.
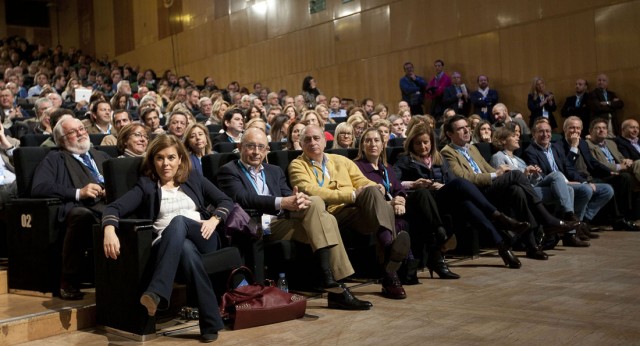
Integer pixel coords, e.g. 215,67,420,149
27,110,633,343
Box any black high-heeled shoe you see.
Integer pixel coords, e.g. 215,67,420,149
426,249,460,279
497,242,521,269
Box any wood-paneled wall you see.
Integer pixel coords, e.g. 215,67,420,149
86,0,639,124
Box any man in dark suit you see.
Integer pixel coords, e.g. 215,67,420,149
440,115,578,260
217,128,372,309
470,75,499,122
442,72,470,116
589,73,624,136
561,78,591,137
555,116,638,231
524,118,612,245
616,119,640,161
212,108,243,146
31,117,111,299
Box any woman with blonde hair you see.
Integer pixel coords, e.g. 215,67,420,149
333,122,355,149
315,104,334,124
527,76,557,129
346,114,368,145
184,123,213,174
205,99,229,126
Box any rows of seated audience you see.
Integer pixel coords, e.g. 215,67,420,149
1,36,639,343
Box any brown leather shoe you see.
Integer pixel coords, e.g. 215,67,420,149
562,233,590,247
381,273,406,300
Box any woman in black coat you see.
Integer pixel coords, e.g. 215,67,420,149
102,134,233,342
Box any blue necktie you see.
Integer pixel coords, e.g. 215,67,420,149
599,144,615,164
80,153,103,183
459,148,482,174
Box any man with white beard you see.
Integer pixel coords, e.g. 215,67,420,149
31,117,111,300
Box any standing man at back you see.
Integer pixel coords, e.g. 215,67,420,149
399,62,427,115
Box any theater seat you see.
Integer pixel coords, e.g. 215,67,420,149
7,147,62,295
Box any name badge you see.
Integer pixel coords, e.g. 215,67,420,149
542,109,549,118
261,214,272,235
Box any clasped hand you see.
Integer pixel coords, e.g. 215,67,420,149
282,186,311,211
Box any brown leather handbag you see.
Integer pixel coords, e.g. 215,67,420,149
219,266,307,330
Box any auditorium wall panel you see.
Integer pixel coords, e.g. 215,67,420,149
60,0,640,123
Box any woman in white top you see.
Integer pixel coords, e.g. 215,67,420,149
102,134,233,342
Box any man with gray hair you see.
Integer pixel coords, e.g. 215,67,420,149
289,125,410,300
31,117,111,300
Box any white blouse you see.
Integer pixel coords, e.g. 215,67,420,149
152,184,202,244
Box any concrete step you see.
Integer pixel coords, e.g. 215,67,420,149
0,291,95,345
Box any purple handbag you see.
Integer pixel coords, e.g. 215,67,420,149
223,203,260,239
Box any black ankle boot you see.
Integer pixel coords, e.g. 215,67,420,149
426,248,460,279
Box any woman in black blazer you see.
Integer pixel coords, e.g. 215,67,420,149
527,76,557,129
102,134,232,343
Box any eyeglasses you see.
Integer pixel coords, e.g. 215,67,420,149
132,132,149,140
62,126,87,138
338,133,353,137
242,143,267,151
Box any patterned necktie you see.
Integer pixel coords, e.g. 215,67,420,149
459,148,481,174
80,153,102,182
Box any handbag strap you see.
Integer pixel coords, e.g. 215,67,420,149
226,265,256,290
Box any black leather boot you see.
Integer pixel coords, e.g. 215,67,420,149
426,248,460,279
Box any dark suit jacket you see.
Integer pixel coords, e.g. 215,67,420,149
527,93,558,129
561,94,591,136
589,88,623,133
392,154,455,185
615,136,640,161
31,148,111,222
470,89,499,121
212,132,234,146
523,142,583,182
442,85,470,115
101,171,232,229
553,138,612,181
217,160,291,216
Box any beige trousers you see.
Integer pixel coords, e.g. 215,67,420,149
269,196,354,280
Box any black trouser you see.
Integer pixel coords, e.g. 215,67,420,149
63,207,99,285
